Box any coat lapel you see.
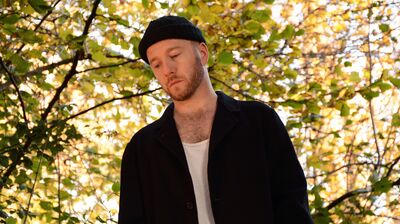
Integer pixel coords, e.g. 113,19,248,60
155,104,188,168
209,91,240,154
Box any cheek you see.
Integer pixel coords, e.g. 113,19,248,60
154,73,167,85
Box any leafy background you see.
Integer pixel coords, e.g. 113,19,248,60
0,0,399,223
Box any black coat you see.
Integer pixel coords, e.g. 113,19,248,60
118,91,313,224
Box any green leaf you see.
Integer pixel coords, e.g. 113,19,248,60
334,65,342,75
10,54,31,73
392,114,400,127
340,103,350,116
18,30,42,44
62,178,75,188
281,25,295,39
250,9,271,22
378,82,391,92
389,77,400,88
0,155,8,167
306,101,320,114
379,23,390,32
344,61,352,67
92,51,108,63
294,29,305,36
284,68,298,79
120,90,133,96
0,14,20,24
218,51,234,64
373,177,392,193
349,71,361,82
60,190,71,200
263,0,274,4
361,89,379,101
210,5,225,14
103,0,112,8
116,18,129,27
286,120,302,129
40,201,53,210
142,0,149,8
28,0,52,14
112,182,120,193
282,100,303,110
5,217,17,224
244,20,264,34
40,82,54,91
160,2,169,9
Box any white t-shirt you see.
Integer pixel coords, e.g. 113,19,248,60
182,139,215,224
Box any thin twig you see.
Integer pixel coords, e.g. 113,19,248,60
23,153,43,224
366,6,381,171
57,154,61,224
76,58,139,74
306,162,376,179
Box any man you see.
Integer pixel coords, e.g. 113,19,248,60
118,16,313,224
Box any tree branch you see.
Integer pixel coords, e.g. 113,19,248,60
325,176,400,211
41,0,101,121
325,188,370,211
0,57,79,92
0,0,102,194
210,75,268,103
386,155,400,179
0,57,28,124
59,88,161,124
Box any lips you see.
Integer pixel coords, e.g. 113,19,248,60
168,79,182,88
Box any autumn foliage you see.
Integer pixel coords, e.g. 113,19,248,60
0,0,399,223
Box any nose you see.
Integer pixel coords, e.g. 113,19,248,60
161,58,176,77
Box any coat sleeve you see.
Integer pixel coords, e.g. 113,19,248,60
265,107,314,224
118,137,146,224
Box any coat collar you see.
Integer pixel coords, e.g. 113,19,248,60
155,91,240,166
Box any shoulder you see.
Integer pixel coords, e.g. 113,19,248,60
239,100,273,111
122,119,162,162
238,100,276,118
127,118,161,146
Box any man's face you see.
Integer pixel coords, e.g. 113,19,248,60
146,39,208,101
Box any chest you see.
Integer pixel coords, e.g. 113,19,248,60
175,118,212,143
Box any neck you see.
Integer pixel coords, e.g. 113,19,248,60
173,78,217,118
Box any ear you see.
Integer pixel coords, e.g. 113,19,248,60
198,42,209,66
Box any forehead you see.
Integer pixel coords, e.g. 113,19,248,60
147,39,193,57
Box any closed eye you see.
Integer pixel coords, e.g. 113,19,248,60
171,53,180,59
